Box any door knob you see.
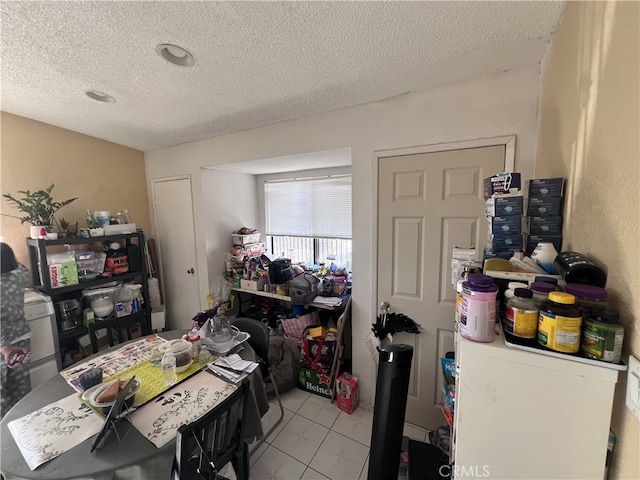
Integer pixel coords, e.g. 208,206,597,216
380,302,390,314
187,268,195,274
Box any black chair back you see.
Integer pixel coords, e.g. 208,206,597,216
173,378,250,480
231,317,285,456
87,315,149,354
231,318,271,369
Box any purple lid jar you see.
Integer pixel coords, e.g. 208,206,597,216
530,281,555,306
530,282,556,294
463,274,499,293
564,284,608,316
564,283,608,301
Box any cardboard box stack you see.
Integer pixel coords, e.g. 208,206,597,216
483,172,524,262
525,178,564,253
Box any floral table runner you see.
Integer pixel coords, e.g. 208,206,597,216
129,371,236,448
8,394,103,470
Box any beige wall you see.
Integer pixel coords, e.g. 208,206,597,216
537,2,639,479
0,112,151,265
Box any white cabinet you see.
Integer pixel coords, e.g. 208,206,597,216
453,325,623,480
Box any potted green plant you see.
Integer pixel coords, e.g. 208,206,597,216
2,184,78,239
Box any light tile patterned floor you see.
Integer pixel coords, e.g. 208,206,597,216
247,388,429,480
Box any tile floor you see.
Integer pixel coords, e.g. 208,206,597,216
247,388,430,480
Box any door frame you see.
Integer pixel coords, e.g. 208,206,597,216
150,174,200,313
369,135,516,406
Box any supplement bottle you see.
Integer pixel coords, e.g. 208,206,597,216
105,242,129,275
530,282,556,307
581,308,624,363
503,282,528,311
563,284,608,318
554,252,607,287
537,292,582,353
459,274,498,343
455,265,476,324
504,288,538,342
161,350,177,386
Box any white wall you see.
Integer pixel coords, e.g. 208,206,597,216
145,64,541,408
201,168,259,300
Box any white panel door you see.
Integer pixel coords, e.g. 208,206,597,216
377,145,505,428
153,177,200,330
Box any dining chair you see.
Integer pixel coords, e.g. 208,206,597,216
173,378,250,480
231,317,284,455
87,315,149,354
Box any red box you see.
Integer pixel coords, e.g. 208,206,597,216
336,372,359,414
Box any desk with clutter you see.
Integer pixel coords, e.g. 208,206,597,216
219,228,353,402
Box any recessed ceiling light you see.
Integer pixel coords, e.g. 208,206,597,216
156,43,195,67
85,90,115,103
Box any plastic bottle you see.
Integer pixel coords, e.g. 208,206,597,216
531,242,559,274
563,284,608,318
504,288,538,342
459,274,498,343
187,326,202,362
582,308,624,363
537,292,582,353
503,282,528,309
105,242,129,275
530,282,556,307
554,252,607,287
455,265,476,324
161,350,177,386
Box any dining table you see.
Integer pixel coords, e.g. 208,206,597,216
0,329,270,480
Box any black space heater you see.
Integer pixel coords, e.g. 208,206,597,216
368,344,414,480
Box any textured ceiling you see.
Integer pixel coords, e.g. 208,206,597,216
1,1,565,152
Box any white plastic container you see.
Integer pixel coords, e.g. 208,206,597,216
459,274,498,343
94,211,111,226
504,281,529,307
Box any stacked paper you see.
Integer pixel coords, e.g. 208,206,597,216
207,354,259,383
312,296,343,307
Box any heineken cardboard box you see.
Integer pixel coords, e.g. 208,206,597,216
297,365,333,399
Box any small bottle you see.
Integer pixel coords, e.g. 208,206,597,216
530,281,556,307
504,288,538,342
187,326,201,362
503,282,528,313
161,350,177,386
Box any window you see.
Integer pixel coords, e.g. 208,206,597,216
264,175,352,269
268,236,352,270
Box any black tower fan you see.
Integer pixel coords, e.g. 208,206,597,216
367,344,414,480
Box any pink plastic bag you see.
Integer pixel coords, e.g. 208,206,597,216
281,311,319,342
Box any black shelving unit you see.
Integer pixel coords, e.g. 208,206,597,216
26,232,151,362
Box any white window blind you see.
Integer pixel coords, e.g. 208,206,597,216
265,175,352,238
